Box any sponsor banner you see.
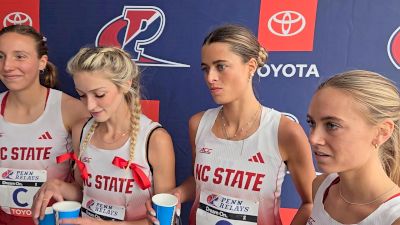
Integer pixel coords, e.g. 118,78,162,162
258,0,318,51
388,26,400,69
0,0,39,30
96,6,189,67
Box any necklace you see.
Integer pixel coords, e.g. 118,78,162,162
339,184,396,206
98,129,130,144
220,104,261,140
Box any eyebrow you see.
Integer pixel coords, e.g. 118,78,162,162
75,87,107,93
201,59,228,67
306,114,344,122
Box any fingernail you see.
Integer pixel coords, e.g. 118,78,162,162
176,208,181,217
150,210,156,217
154,221,160,225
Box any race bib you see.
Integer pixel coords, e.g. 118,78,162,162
196,190,259,225
81,195,125,221
0,168,46,217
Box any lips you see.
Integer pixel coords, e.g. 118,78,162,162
2,74,22,80
209,86,222,94
314,150,331,157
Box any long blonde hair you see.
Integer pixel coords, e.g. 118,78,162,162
318,70,400,185
67,46,141,166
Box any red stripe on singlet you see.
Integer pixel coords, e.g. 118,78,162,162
1,91,9,116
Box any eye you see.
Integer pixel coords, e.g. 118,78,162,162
0,53,4,60
306,117,315,128
216,64,226,71
325,122,340,130
15,54,27,60
78,94,86,99
201,66,209,74
95,93,105,98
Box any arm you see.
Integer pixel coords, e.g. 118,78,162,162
32,119,87,224
148,127,176,194
277,116,315,225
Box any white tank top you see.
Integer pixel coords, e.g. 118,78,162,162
0,89,72,217
80,115,160,221
190,106,286,225
308,173,400,225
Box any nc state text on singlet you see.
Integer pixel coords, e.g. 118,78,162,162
195,164,265,191
0,147,52,160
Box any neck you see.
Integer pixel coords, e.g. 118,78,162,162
99,101,132,134
338,155,397,203
221,95,260,126
8,85,47,109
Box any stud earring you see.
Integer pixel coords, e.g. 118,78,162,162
374,143,378,149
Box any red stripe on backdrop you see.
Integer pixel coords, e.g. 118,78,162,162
280,208,298,225
140,100,160,122
0,0,40,30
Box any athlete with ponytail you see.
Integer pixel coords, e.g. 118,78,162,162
307,70,400,224
0,25,88,225
32,46,175,224
147,24,315,225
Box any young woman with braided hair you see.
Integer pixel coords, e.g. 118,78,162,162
32,46,175,225
146,24,315,225
0,25,88,225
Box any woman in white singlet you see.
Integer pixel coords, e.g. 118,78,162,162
0,25,88,225
307,70,400,225
147,24,316,225
32,46,176,224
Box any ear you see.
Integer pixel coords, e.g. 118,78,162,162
374,119,395,146
39,55,48,71
247,58,258,76
122,80,133,94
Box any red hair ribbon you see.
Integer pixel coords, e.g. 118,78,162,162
112,156,151,190
56,152,89,181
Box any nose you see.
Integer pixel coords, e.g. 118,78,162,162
2,56,15,72
308,127,325,148
205,68,219,84
85,96,97,111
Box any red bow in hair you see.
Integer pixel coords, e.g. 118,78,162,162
112,156,151,190
56,152,89,181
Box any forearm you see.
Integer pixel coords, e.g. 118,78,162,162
290,202,312,225
174,175,196,203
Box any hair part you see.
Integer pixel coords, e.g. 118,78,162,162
0,25,57,88
318,70,400,185
68,46,141,165
203,24,268,68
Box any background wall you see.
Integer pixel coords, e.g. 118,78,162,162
2,0,400,223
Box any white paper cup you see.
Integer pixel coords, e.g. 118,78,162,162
152,193,178,225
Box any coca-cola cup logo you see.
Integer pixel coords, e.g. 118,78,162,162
3,12,32,27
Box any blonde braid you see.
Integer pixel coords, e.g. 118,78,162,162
126,96,141,168
79,121,98,159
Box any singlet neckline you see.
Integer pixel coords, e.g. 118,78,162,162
0,88,50,117
321,175,400,224
211,106,267,142
323,176,400,203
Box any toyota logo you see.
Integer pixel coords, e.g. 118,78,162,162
3,12,32,27
268,11,306,37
